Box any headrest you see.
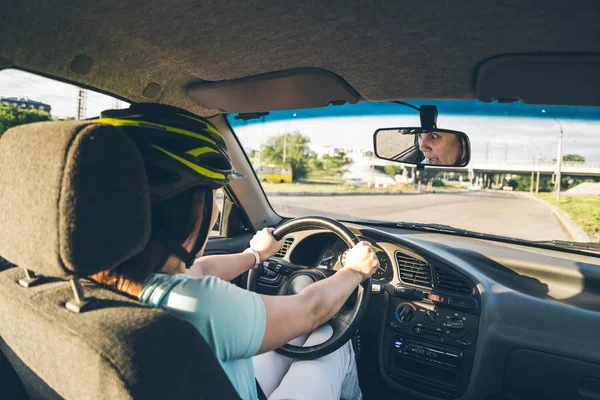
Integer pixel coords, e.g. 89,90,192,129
0,121,151,278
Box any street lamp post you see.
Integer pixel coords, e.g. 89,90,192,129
527,142,542,194
530,160,535,194
282,134,287,165
282,113,297,167
536,163,540,194
542,109,564,201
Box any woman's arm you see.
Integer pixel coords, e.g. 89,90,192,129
257,242,379,354
187,228,283,281
187,252,256,281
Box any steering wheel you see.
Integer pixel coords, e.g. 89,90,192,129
247,216,372,360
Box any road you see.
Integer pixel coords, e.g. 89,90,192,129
268,191,569,241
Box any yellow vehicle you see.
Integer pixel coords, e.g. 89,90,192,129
256,165,293,183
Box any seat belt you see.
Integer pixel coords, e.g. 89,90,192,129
256,378,268,400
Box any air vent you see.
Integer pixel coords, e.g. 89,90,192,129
395,252,433,288
274,237,294,258
434,267,473,295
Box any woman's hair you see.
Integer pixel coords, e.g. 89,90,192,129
89,186,208,297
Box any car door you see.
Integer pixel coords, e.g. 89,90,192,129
202,188,253,288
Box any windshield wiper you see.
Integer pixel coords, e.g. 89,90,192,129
394,222,493,238
531,240,600,253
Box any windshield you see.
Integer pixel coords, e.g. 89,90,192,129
228,101,600,245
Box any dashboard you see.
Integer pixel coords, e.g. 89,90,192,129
288,233,393,281
252,222,600,400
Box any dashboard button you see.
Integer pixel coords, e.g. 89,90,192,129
450,297,475,309
424,310,437,323
394,285,415,298
413,325,424,334
395,302,416,323
443,318,464,331
456,339,472,348
264,269,277,277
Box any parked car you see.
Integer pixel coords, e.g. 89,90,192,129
345,178,363,185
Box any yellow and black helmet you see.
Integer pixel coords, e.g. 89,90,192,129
97,103,244,202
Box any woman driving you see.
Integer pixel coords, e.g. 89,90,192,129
89,103,379,400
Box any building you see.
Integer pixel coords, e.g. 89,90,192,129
0,96,51,114
315,145,353,158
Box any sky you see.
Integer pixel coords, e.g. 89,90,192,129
2,68,599,163
230,103,600,163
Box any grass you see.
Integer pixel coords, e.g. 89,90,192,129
427,180,469,193
261,182,417,194
298,169,345,185
443,181,470,189
537,194,600,242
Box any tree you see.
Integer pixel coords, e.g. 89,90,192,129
563,154,585,162
384,164,403,177
260,132,312,180
0,106,52,137
308,158,323,171
321,151,351,170
505,174,555,192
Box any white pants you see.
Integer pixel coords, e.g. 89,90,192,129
253,325,363,400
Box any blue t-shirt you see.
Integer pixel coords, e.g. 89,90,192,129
139,274,266,400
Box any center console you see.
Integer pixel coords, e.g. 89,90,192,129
381,285,480,399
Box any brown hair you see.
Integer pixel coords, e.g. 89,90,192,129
89,186,208,297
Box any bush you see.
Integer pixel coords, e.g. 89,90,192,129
431,179,445,187
0,106,52,136
384,164,403,177
507,179,519,190
308,158,323,171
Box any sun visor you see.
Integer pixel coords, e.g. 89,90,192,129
476,55,600,106
187,68,361,113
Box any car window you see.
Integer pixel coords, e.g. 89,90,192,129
228,101,600,245
0,69,226,237
0,69,129,127
211,188,224,237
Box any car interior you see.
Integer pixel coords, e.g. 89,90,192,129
1,1,600,400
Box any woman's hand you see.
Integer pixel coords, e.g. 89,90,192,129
343,241,379,281
249,228,284,262
257,240,379,353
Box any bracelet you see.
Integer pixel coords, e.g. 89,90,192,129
243,247,261,268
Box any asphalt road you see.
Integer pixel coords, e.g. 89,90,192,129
268,191,569,241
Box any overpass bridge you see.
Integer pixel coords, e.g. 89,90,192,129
367,158,600,177
467,160,600,176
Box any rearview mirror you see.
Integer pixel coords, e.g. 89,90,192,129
374,127,470,167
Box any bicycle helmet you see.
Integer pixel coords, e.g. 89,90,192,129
97,103,244,202
96,103,244,267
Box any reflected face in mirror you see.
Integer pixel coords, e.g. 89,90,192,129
418,131,461,165
373,126,470,167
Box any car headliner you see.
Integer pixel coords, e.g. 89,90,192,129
1,0,600,116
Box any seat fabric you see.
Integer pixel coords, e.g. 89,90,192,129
0,121,241,399
0,266,240,400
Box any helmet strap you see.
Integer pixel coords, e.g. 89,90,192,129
186,190,214,267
